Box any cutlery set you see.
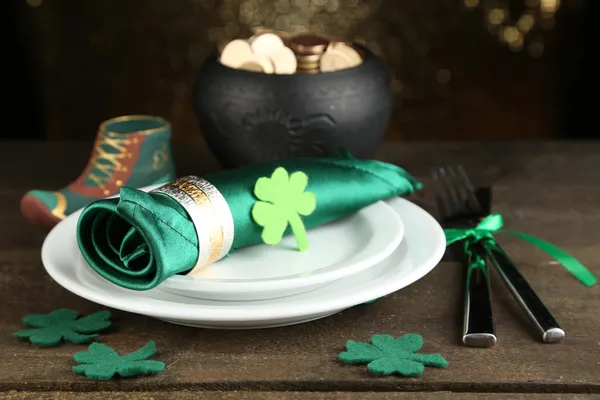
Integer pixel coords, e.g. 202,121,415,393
432,165,563,347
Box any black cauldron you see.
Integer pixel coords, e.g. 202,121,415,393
194,45,393,168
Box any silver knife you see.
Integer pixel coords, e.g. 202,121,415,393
477,187,565,343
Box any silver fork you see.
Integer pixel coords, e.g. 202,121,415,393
432,166,497,348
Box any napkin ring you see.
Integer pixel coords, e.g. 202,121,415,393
151,177,234,274
179,175,234,261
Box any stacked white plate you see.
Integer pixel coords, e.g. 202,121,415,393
41,185,446,329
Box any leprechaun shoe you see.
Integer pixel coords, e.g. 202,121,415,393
21,115,176,230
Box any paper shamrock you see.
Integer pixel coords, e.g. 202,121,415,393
252,167,316,251
339,334,448,377
14,309,111,347
73,341,165,381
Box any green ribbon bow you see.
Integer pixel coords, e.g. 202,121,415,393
444,213,597,287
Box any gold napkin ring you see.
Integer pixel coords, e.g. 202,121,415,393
151,184,213,272
151,176,234,274
168,179,224,270
180,175,235,261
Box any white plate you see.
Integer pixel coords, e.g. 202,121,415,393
161,200,403,301
72,184,405,301
42,197,446,329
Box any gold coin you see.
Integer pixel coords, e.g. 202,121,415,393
245,53,276,74
251,33,286,56
296,53,321,64
298,65,320,72
330,42,362,66
297,62,320,70
320,42,362,72
289,34,330,55
320,49,353,72
239,62,264,72
296,69,320,74
219,39,254,69
268,46,297,74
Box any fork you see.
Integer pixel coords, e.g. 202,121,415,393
432,166,497,348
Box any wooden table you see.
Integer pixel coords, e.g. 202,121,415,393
1,141,599,399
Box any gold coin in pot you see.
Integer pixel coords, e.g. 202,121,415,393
239,62,264,72
251,33,286,56
330,42,362,66
289,34,330,55
320,50,353,72
297,63,320,71
240,53,275,74
269,46,298,74
296,53,322,64
219,39,254,69
320,42,362,72
297,58,321,66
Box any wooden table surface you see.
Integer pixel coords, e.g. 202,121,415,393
0,141,599,399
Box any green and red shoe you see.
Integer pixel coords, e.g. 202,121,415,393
21,115,176,230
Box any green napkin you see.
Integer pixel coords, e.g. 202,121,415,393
77,154,421,290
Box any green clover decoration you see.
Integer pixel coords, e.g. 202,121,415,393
14,309,111,347
339,334,448,377
251,167,317,251
73,341,165,381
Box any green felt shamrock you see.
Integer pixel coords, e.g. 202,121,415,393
14,309,111,347
73,341,165,381
252,167,316,251
339,334,448,377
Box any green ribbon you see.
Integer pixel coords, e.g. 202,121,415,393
444,213,597,287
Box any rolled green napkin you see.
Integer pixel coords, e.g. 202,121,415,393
77,153,421,290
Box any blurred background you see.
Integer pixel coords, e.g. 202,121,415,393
3,0,597,141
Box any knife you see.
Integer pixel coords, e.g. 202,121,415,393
477,187,565,343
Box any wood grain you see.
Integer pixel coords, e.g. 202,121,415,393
1,141,599,395
1,392,598,400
